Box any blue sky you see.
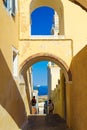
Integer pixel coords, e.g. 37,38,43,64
32,61,48,86
31,6,54,86
31,6,54,35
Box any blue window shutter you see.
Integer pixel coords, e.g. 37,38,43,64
11,0,15,16
7,0,11,11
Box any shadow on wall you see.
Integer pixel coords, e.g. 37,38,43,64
0,50,27,128
22,72,32,114
69,0,87,11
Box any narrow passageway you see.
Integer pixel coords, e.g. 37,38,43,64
27,114,71,130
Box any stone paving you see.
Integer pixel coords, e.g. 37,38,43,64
26,114,71,130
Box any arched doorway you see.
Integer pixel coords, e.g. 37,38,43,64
19,53,72,127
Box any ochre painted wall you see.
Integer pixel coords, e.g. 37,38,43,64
19,40,72,70
63,0,87,55
0,1,27,129
51,70,66,119
51,69,72,128
70,45,87,130
0,1,18,72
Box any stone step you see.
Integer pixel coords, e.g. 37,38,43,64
25,114,71,130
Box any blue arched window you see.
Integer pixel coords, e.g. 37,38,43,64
31,6,54,35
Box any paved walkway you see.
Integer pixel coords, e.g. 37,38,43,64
25,114,71,130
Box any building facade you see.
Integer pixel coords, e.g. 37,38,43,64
47,62,61,98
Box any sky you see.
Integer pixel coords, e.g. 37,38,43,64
32,61,48,86
31,6,54,35
31,6,54,86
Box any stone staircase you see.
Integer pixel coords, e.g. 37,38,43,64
24,114,71,130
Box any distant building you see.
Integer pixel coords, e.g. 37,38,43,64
47,62,61,99
51,12,59,35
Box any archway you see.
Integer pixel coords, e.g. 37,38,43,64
20,53,72,82
19,53,72,127
30,0,64,35
31,6,54,35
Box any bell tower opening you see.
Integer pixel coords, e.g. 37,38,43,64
30,0,64,37
31,6,54,35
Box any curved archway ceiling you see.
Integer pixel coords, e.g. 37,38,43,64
69,0,87,11
19,53,72,82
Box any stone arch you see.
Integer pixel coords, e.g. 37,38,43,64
20,53,72,82
30,0,64,35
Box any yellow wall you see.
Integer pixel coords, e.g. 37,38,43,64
52,86,62,115
0,1,27,129
0,1,18,72
19,70,32,115
70,45,87,130
63,0,87,55
51,70,66,119
51,69,72,128
19,40,72,70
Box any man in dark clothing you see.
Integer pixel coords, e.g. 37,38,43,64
31,96,36,106
31,96,37,114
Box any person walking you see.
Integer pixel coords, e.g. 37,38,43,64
48,99,54,114
44,101,48,114
31,96,37,114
